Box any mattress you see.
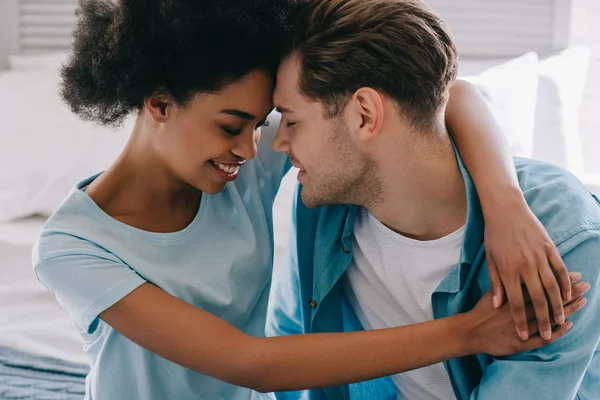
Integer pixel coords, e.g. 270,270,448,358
0,217,87,365
0,346,87,399
0,217,89,398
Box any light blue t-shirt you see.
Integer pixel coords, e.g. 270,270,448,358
32,118,290,400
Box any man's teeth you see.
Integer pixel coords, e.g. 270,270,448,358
213,161,240,175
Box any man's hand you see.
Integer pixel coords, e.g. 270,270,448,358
484,191,572,341
468,271,588,356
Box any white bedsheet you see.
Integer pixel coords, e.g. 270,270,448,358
0,216,88,365
0,215,46,245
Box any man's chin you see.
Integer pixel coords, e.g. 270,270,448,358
301,189,338,209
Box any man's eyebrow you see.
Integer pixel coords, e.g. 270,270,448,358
275,106,293,114
221,109,256,120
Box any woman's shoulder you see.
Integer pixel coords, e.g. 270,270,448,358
33,175,118,263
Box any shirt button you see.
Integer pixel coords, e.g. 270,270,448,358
309,299,318,308
343,245,350,253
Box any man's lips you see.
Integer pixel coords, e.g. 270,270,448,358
289,156,305,171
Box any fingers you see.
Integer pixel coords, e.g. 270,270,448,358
523,321,573,351
563,296,588,320
539,257,565,325
487,254,504,308
547,242,572,302
568,271,583,286
567,281,590,307
525,281,589,333
503,270,529,341
523,271,582,303
522,267,552,341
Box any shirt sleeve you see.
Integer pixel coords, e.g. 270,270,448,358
470,235,600,400
33,234,146,335
266,182,304,338
265,184,314,400
256,111,292,200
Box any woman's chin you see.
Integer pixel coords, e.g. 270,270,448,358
191,178,228,195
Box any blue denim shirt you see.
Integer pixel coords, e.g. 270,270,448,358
265,154,600,400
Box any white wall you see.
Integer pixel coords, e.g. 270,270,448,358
571,0,600,173
0,0,19,70
0,0,596,173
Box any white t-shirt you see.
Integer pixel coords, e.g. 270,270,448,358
344,207,465,400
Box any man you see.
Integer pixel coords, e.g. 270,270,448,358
266,0,600,398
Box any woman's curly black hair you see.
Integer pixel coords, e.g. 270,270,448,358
61,0,300,126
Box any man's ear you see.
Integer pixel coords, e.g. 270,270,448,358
350,87,384,143
144,95,172,124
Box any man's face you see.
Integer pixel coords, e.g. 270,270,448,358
272,54,379,208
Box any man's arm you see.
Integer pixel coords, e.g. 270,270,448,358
470,235,600,400
447,80,572,341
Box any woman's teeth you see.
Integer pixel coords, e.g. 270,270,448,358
212,161,240,175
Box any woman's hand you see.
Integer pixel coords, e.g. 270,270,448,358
483,188,572,342
466,272,588,356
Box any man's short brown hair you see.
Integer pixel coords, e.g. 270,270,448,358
291,0,458,132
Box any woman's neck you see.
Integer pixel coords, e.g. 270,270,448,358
85,117,202,233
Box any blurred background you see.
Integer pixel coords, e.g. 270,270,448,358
1,0,598,208
0,0,598,398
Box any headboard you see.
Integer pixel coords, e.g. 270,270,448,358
0,0,573,70
0,0,77,69
426,0,572,58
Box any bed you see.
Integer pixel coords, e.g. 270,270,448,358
0,0,597,399
0,217,89,399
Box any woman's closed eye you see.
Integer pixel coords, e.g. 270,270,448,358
221,126,242,136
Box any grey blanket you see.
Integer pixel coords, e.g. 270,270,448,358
0,346,88,399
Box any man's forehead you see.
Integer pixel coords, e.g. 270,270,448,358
273,78,298,114
272,85,288,114
274,55,318,113
275,54,301,91
279,52,302,77
275,105,293,114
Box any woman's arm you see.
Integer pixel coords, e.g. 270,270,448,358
445,79,572,342
101,281,584,393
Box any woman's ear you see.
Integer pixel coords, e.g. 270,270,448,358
351,87,384,143
144,95,172,124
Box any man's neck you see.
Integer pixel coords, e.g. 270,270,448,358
367,134,467,241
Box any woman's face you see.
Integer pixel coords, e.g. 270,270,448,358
149,69,274,194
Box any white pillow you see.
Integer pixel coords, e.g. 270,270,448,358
460,52,540,158
582,173,600,197
8,52,68,71
532,46,590,175
0,69,130,221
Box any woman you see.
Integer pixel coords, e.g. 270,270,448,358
33,0,585,399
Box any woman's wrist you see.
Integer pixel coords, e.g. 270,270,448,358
446,313,482,357
479,183,526,219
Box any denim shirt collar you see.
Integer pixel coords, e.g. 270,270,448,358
334,145,484,295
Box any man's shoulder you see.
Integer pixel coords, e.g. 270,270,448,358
514,157,600,246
